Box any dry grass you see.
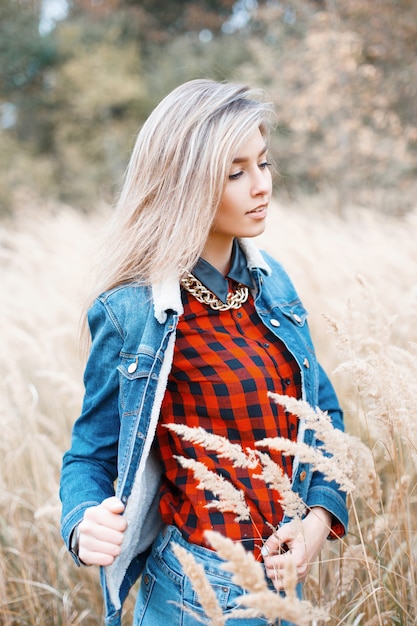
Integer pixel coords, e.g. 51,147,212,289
1,194,416,624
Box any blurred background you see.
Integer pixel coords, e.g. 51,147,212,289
1,0,417,216
1,2,417,624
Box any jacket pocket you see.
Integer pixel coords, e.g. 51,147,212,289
276,300,308,327
117,351,161,412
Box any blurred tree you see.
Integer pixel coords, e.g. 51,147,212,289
336,0,417,126
69,0,237,40
1,0,256,208
126,0,236,38
0,0,59,212
240,0,417,213
41,19,147,204
0,0,57,96
1,0,417,214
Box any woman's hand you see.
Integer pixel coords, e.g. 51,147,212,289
262,507,331,591
76,496,128,566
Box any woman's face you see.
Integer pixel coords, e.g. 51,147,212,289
209,128,272,246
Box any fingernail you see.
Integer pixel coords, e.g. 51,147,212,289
261,545,270,557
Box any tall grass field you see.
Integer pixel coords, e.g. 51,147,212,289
1,198,416,624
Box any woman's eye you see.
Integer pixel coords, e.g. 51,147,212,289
228,161,271,180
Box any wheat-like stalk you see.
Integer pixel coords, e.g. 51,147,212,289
172,543,226,626
204,530,330,625
254,450,306,520
174,455,251,521
165,423,259,468
205,530,269,594
2,202,417,623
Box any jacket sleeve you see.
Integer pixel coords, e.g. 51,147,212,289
306,363,348,537
60,298,123,554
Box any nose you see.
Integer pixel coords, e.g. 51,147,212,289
251,168,271,198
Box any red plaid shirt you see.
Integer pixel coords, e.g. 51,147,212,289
154,250,301,557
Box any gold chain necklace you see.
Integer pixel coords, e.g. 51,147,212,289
180,272,249,311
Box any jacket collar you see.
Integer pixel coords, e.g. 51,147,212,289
151,238,271,323
192,239,252,304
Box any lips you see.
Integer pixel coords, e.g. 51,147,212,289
247,204,268,214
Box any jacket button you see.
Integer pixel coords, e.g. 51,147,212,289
303,357,309,369
143,574,150,586
128,361,137,373
270,318,280,327
299,470,307,481
293,313,302,323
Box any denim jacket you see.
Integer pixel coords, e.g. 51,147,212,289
60,239,348,626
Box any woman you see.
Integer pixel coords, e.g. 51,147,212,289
60,79,348,626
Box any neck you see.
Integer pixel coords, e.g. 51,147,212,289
201,236,234,276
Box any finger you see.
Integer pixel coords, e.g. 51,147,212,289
78,545,119,567
81,518,126,544
101,497,128,531
81,533,124,556
261,541,289,558
266,552,310,588
83,502,127,532
261,535,280,557
101,496,125,514
78,533,124,566
264,563,285,591
294,560,309,581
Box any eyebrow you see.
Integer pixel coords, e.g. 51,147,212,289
232,144,268,164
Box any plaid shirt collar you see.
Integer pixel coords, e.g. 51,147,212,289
192,239,253,304
152,238,271,323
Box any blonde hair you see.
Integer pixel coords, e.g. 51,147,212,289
91,79,274,298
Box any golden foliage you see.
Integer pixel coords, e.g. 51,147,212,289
242,1,417,212
1,197,417,622
2,1,417,212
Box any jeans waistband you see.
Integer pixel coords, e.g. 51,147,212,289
151,523,276,590
154,524,233,568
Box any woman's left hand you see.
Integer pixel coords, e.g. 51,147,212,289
262,506,331,591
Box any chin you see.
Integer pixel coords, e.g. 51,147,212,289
248,224,267,238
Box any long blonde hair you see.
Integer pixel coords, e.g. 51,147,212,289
91,79,274,299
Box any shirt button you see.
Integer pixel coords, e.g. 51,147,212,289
299,470,307,481
303,357,310,369
237,312,243,318
270,318,280,327
293,313,302,323
263,343,270,348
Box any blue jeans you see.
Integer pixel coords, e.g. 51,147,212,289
133,525,298,626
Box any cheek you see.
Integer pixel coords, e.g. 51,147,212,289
218,185,242,215
214,195,233,224
214,205,239,232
